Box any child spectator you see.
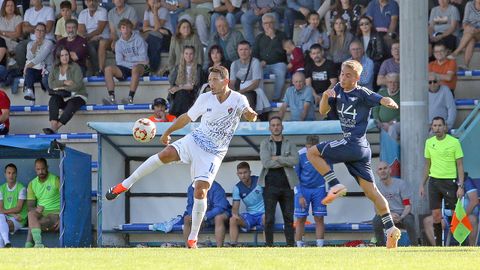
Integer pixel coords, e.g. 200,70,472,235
283,39,305,74
148,97,176,122
55,1,74,40
297,12,329,53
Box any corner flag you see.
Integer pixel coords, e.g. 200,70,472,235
450,199,473,244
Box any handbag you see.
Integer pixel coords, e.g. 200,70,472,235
48,87,72,98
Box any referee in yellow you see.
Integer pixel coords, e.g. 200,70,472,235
419,116,464,246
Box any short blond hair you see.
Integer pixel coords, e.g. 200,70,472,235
342,60,363,77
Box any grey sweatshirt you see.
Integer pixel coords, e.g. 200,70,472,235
115,31,149,69
428,85,457,129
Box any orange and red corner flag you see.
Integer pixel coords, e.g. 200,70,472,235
450,199,473,244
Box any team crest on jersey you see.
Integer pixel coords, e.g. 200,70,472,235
228,107,233,114
349,97,358,102
7,196,12,202
207,108,212,112
47,185,51,191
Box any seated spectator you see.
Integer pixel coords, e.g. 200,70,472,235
298,12,329,53
148,97,176,122
327,16,354,73
373,72,400,141
23,23,55,105
0,0,22,56
429,43,457,93
0,36,6,82
464,172,479,246
373,161,416,246
205,45,230,73
54,1,74,40
56,19,88,76
25,158,60,248
143,0,173,74
377,40,399,87
204,15,244,70
211,0,243,34
349,40,374,90
325,0,362,34
305,44,338,105
0,163,27,248
428,74,457,130
240,0,281,46
294,135,328,247
43,47,87,134
183,180,231,247
428,0,460,52
0,89,9,135
78,0,110,76
229,40,271,121
103,19,149,105
253,13,288,102
167,19,203,73
284,0,321,40
278,72,316,121
448,0,480,70
168,45,203,117
366,0,399,45
178,0,213,46
15,0,55,71
283,39,305,74
160,0,189,33
50,0,77,16
229,161,265,247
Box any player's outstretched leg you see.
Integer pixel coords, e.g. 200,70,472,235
187,180,210,248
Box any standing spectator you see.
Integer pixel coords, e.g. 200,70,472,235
241,0,282,46
282,39,305,74
253,13,287,102
278,72,316,121
168,45,203,117
229,161,265,247
0,88,9,135
183,180,231,247
294,135,327,247
0,163,27,248
373,72,400,141
57,19,88,75
366,0,399,39
377,40,399,87
23,23,55,105
349,40,374,90
464,173,480,246
204,15,244,70
297,12,329,53
43,47,87,134
427,74,457,130
327,17,354,74
148,97,176,122
167,19,203,73
78,0,110,76
419,116,464,246
25,158,60,248
103,19,149,105
326,0,362,34
448,0,480,70
259,116,299,247
210,0,243,33
179,0,213,46
143,0,173,74
373,161,417,246
160,0,189,33
429,0,460,52
54,1,74,40
229,41,271,121
284,0,322,40
305,44,338,105
429,43,457,93
0,0,22,56
15,0,55,71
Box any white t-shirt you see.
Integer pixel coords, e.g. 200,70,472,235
188,90,249,155
78,7,110,39
143,7,173,33
24,6,55,41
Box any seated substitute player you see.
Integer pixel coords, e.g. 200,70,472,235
294,135,328,248
183,180,231,247
306,60,402,248
105,66,257,249
229,161,265,247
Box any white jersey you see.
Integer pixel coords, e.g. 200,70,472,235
187,90,249,156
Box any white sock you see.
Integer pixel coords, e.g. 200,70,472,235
121,154,163,189
316,239,324,247
188,198,207,241
0,214,10,244
296,240,305,247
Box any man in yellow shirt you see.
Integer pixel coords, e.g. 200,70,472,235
420,116,464,246
25,158,60,248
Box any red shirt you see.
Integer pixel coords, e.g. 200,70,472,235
428,59,457,90
289,47,305,73
0,90,10,130
148,114,176,123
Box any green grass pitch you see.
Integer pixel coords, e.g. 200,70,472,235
1,247,479,270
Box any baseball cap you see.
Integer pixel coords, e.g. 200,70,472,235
152,97,167,107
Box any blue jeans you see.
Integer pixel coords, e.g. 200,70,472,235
264,62,287,101
24,68,49,93
0,65,7,83
284,8,309,40
210,11,243,34
146,34,163,72
241,10,280,46
169,8,186,34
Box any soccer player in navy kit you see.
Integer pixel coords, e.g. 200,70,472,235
307,60,402,248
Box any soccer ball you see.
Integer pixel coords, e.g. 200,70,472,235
132,118,156,142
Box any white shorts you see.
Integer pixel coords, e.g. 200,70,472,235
6,216,24,233
171,134,224,185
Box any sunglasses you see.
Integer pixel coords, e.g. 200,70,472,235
428,80,438,84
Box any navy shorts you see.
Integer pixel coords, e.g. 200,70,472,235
240,212,264,232
294,186,327,218
117,65,132,81
316,138,374,182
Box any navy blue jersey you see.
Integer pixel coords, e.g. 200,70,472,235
328,84,383,141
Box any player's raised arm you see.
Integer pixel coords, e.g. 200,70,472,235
380,97,399,109
243,106,258,122
160,113,192,145
319,88,335,116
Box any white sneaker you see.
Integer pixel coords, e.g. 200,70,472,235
24,88,35,101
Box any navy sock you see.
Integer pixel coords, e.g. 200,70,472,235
129,91,136,98
433,223,442,246
323,170,340,188
381,213,394,231
108,91,114,97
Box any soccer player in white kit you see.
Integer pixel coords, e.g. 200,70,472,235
105,66,258,248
